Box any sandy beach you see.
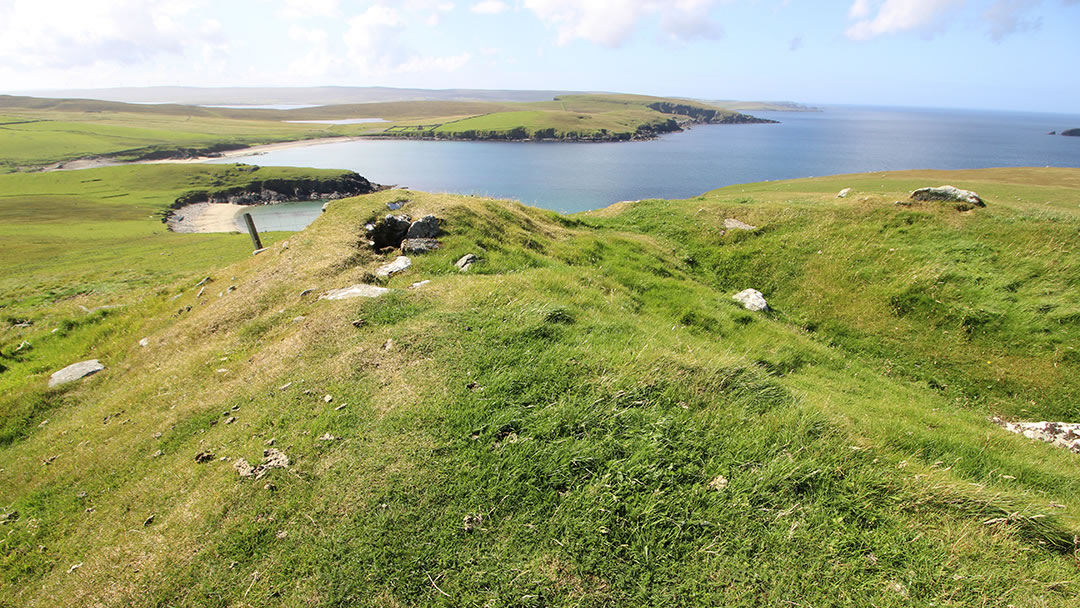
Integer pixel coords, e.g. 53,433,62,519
167,202,245,233
147,136,367,165
47,136,367,172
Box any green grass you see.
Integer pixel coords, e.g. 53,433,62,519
0,164,368,448
1,168,1078,606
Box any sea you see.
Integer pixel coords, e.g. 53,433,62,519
209,105,1080,230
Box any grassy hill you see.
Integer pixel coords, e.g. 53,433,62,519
0,94,770,172
1,167,1078,606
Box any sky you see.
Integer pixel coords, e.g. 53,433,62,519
1,0,1077,112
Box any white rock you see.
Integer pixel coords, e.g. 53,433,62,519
910,185,984,206
49,360,105,388
375,256,412,277
320,285,390,300
138,338,149,348
994,417,1080,453
837,188,852,198
723,218,756,231
409,280,431,289
456,254,477,271
732,289,769,312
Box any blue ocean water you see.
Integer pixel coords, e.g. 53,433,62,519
213,105,1080,223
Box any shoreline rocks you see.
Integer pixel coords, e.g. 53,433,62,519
172,172,378,208
165,172,381,231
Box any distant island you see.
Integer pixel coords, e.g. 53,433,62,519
1062,128,1080,136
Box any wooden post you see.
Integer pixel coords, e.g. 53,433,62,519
242,213,263,250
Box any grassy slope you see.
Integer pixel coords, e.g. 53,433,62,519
1,167,1078,606
0,94,758,171
431,96,685,139
0,164,367,447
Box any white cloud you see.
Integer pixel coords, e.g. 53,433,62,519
344,4,471,76
288,25,338,77
279,0,339,19
523,0,725,47
471,0,508,14
983,0,1041,41
344,4,407,71
845,0,966,40
426,2,457,25
849,0,872,18
0,0,220,70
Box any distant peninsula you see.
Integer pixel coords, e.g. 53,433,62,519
0,92,782,171
1062,128,1080,137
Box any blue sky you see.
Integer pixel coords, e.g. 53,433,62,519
1,0,1077,112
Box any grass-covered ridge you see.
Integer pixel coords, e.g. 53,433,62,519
1,168,1078,606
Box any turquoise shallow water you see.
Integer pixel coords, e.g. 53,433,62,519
213,105,1080,228
233,200,326,232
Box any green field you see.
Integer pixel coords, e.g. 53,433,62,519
0,94,760,171
1,163,1078,606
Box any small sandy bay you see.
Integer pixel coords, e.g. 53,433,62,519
167,202,245,233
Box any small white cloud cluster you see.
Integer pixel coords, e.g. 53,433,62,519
471,0,508,14
343,4,470,76
845,0,1051,41
845,0,965,40
0,0,222,70
523,0,724,47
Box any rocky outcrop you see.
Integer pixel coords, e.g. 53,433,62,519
365,214,412,249
994,417,1080,453
1062,129,1080,137
171,172,379,209
405,215,440,239
401,238,440,253
910,186,984,208
646,102,778,125
365,214,443,252
409,128,671,142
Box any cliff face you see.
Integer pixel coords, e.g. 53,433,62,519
646,101,779,125
171,171,380,208
378,125,680,142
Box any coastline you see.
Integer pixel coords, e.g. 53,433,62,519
45,136,367,172
39,114,778,173
167,202,245,233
